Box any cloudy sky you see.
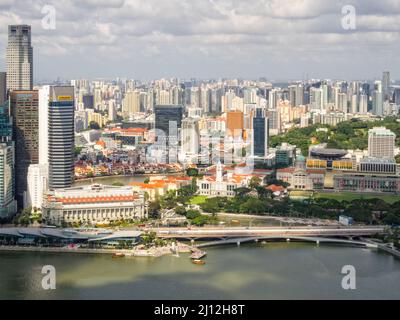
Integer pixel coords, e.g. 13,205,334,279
0,0,399,81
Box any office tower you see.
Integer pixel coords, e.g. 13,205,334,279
10,90,39,205
382,71,391,101
181,118,200,155
394,88,400,106
154,105,183,136
25,164,48,209
359,94,368,114
0,73,6,105
0,102,17,218
82,94,94,109
0,144,17,219
39,86,75,190
6,25,33,91
252,108,269,157
266,109,281,135
368,127,396,158
154,105,183,163
226,111,244,137
372,81,383,116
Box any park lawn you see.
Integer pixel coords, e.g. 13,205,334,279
313,192,400,204
190,195,208,205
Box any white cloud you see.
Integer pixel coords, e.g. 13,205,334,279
0,0,399,79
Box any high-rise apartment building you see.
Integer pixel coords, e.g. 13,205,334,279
368,127,396,158
10,90,39,205
6,25,33,91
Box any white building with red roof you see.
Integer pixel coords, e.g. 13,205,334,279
196,162,269,197
42,184,146,226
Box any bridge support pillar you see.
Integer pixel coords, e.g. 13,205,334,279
316,240,320,246
237,242,241,247
286,239,291,243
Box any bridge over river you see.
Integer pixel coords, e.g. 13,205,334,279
154,226,386,243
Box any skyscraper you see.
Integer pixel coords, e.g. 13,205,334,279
368,127,396,158
252,108,269,157
10,90,39,205
6,25,33,91
373,81,383,116
39,86,75,190
382,71,391,101
0,102,17,218
226,111,244,137
181,118,200,155
154,105,183,163
0,73,6,105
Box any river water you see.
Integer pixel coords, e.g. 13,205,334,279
1,243,399,300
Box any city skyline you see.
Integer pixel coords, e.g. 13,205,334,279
0,0,400,81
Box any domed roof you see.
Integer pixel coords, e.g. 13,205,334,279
296,155,306,162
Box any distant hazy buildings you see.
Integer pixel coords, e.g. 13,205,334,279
6,25,33,91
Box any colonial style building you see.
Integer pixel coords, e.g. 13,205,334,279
42,184,146,226
196,162,269,197
277,156,325,190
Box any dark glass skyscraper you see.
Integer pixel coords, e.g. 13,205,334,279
252,108,269,157
154,105,183,163
10,90,39,205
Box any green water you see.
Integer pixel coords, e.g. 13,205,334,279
1,243,399,300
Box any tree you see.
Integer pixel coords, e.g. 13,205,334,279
249,176,262,190
148,201,161,219
234,187,252,198
186,210,201,220
186,168,199,177
175,206,187,216
89,121,101,130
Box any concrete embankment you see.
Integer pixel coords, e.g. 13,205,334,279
377,245,400,259
0,244,191,257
